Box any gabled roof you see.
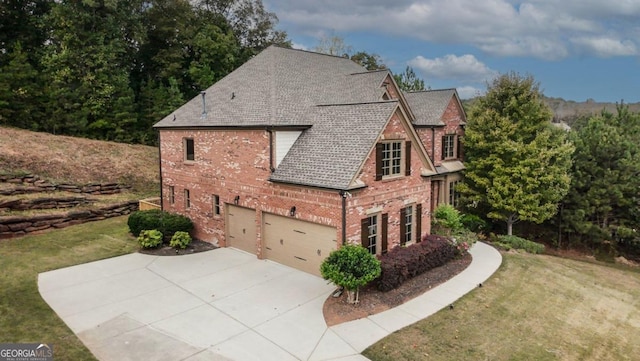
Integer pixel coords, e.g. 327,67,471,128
270,102,399,190
404,89,466,126
154,46,390,128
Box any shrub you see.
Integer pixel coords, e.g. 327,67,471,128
321,245,381,304
170,231,192,249
128,210,193,240
496,235,545,254
460,213,489,233
450,229,478,257
376,235,456,292
433,204,463,235
138,229,163,248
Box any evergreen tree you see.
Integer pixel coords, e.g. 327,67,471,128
459,73,574,235
393,66,427,92
561,105,640,248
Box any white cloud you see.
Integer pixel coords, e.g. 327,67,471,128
266,0,640,60
408,54,497,83
571,37,638,57
456,86,483,99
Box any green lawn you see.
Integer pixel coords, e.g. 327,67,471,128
0,216,138,360
364,251,640,361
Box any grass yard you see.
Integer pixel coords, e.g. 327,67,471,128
364,251,640,361
0,216,138,360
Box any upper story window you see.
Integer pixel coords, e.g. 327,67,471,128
184,138,195,161
443,134,455,159
375,141,411,180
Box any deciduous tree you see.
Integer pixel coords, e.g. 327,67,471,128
459,72,573,235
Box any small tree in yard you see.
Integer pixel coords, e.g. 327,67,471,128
320,245,381,304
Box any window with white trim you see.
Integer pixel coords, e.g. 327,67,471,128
443,134,455,159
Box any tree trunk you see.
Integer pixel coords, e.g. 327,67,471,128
507,220,513,236
346,287,360,304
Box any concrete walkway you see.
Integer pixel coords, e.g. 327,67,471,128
38,242,501,361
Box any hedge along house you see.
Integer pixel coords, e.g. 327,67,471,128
154,46,466,276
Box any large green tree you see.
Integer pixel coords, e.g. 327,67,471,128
560,105,640,250
459,73,574,235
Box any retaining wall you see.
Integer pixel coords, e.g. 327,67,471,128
0,201,138,239
0,174,130,195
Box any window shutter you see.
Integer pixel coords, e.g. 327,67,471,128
457,136,463,160
381,213,388,253
405,141,411,176
399,208,406,246
441,136,446,160
375,143,384,181
361,218,370,248
416,203,422,242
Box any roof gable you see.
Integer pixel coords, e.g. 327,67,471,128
404,89,467,126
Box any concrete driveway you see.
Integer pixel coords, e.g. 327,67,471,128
39,243,501,361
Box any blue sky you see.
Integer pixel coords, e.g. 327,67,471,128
264,0,640,102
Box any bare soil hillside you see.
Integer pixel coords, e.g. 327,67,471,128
0,127,159,194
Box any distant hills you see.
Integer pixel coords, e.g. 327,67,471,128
462,97,640,126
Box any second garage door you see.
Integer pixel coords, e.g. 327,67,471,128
262,213,337,276
226,205,256,254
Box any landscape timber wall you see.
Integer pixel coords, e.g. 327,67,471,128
0,201,139,239
0,174,130,195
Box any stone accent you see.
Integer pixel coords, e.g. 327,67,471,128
0,201,138,239
0,174,130,195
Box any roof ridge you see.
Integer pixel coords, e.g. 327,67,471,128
405,88,456,94
315,100,399,107
269,44,363,62
349,69,389,76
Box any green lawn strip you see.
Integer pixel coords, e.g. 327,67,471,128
363,252,640,361
0,216,138,361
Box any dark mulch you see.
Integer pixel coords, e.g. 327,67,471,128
138,238,217,256
323,253,472,326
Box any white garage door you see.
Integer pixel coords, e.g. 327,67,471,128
226,205,256,254
262,213,337,276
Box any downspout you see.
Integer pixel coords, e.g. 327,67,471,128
267,128,275,172
339,190,347,245
157,130,164,211
431,127,435,160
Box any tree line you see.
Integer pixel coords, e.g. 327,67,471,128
0,0,289,144
461,73,640,260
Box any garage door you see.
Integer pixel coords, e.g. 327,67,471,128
226,205,256,254
263,213,337,276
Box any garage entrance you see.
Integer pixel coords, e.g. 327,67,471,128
226,205,256,254
262,213,337,276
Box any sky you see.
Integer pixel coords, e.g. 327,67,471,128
263,0,640,102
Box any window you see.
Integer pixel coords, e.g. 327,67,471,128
361,213,388,255
213,194,220,215
376,141,411,180
184,189,191,209
443,134,455,159
402,205,413,245
169,186,175,204
449,181,460,207
184,138,195,161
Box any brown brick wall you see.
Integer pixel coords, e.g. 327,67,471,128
416,96,466,166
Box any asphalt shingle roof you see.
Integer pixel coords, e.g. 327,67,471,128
403,89,457,126
270,102,399,190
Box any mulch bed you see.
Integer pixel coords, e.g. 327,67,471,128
138,238,217,256
323,253,472,326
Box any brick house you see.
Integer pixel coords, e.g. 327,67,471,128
154,46,466,276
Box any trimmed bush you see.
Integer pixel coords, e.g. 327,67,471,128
433,204,463,235
170,231,192,249
376,235,456,292
496,235,545,254
127,210,193,240
138,229,163,248
461,213,489,233
321,245,381,304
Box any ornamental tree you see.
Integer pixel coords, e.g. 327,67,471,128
320,245,381,304
459,72,573,235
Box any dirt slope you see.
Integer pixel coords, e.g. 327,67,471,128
0,127,159,193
